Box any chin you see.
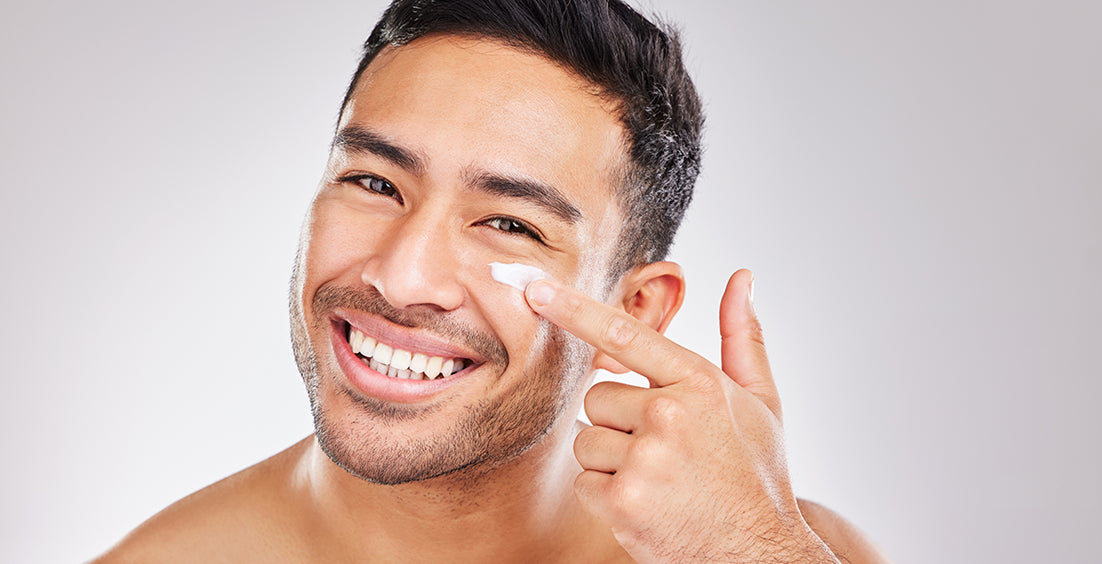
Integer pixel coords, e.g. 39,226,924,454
302,328,591,486
289,274,594,485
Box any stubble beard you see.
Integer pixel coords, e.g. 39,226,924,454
289,277,592,486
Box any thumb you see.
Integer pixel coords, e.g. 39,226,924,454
720,269,781,420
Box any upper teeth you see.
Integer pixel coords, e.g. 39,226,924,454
349,327,464,380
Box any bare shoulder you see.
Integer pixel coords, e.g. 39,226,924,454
91,437,314,564
797,498,892,564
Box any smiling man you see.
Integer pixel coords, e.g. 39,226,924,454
97,1,887,562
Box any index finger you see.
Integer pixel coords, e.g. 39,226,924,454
524,278,709,388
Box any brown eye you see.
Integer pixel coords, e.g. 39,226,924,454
361,176,399,199
483,216,543,243
339,174,403,204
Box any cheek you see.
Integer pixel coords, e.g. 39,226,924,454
301,200,385,289
465,270,543,346
464,265,596,384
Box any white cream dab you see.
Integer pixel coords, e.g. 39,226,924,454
489,262,549,291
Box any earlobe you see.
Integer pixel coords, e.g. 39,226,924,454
592,261,686,374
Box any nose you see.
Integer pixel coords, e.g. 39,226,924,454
359,207,465,312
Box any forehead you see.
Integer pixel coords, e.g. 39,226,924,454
339,35,629,225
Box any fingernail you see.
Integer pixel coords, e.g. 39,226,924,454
527,280,556,307
748,277,755,304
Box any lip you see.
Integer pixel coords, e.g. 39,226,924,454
328,312,483,403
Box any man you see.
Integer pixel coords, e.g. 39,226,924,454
98,0,887,561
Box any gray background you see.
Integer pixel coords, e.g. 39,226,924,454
2,1,1098,562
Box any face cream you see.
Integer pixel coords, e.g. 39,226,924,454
489,262,550,291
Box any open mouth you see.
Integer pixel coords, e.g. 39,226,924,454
345,323,474,381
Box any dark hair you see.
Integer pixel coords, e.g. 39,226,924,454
339,0,704,278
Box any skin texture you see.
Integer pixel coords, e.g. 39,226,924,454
94,36,889,563
286,35,626,489
526,271,892,563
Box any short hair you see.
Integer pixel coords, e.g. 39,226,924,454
339,0,704,278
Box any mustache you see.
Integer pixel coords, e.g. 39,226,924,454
312,283,509,366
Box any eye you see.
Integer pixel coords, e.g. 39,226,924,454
339,174,403,204
481,216,544,243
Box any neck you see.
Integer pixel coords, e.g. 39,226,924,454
295,414,614,562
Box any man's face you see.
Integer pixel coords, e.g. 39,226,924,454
289,35,629,484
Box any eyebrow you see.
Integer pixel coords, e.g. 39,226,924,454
333,125,426,176
466,171,583,225
333,125,582,224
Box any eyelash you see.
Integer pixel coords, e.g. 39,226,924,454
480,216,545,243
336,173,545,244
339,173,403,204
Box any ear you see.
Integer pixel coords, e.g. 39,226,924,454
593,261,686,374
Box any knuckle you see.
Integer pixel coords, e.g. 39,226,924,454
573,427,590,458
573,471,600,504
582,390,597,420
685,360,725,394
642,395,685,429
586,381,617,403
582,398,597,423
573,427,597,457
687,358,718,384
626,435,663,466
608,474,645,515
561,291,587,323
746,316,766,348
582,383,612,417
602,314,641,353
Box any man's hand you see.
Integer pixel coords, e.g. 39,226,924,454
525,269,839,563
